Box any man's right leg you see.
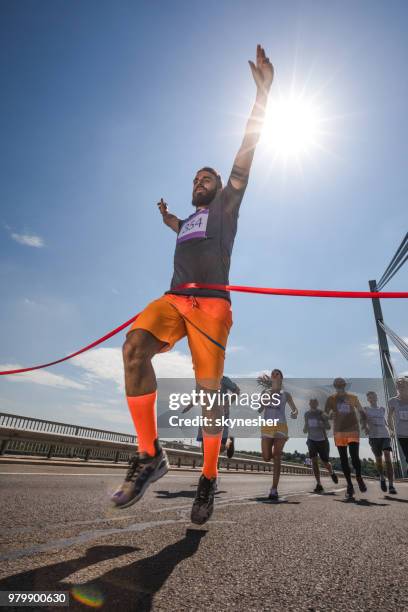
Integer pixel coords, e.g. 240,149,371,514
111,296,186,508
123,329,166,456
311,457,322,486
307,440,323,490
111,330,169,509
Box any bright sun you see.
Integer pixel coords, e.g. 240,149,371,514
262,93,326,160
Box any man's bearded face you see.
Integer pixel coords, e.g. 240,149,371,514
192,171,218,207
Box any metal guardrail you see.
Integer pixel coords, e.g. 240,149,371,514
0,412,318,475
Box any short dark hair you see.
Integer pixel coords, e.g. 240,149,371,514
196,167,223,189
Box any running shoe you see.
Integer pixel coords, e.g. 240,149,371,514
191,475,217,525
111,440,169,509
313,484,324,494
226,437,235,459
356,475,367,493
268,489,279,503
345,484,355,500
388,484,397,494
330,472,339,484
379,477,387,492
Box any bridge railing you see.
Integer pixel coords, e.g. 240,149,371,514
0,412,321,475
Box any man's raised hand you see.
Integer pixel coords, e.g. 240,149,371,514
248,44,274,95
157,198,180,233
157,198,168,216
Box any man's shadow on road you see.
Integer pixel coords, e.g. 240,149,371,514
383,495,408,503
335,499,389,507
0,529,207,611
155,489,225,499
250,496,300,505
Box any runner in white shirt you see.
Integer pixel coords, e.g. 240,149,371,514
258,369,298,502
389,376,408,476
363,391,396,494
303,398,338,493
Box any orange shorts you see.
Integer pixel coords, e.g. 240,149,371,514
128,294,232,389
334,432,360,447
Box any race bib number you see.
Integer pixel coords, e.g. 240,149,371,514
308,418,319,428
177,209,209,243
338,402,351,414
399,411,408,421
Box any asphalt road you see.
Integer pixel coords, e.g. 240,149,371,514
0,464,407,611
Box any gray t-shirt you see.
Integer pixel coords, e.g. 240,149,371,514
304,409,329,442
264,391,288,425
364,405,389,438
167,167,247,300
389,396,408,437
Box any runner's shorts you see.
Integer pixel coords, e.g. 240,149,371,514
128,294,232,389
368,437,392,457
307,439,330,463
334,432,360,447
197,424,229,443
261,423,289,439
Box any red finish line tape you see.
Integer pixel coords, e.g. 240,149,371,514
1,283,407,376
179,283,408,299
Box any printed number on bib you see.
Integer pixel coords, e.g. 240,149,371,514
400,411,408,421
178,209,209,243
338,403,351,414
308,418,319,428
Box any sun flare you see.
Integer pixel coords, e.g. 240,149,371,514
262,93,326,160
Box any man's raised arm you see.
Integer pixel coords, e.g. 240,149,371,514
229,44,274,191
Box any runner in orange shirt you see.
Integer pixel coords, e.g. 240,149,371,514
325,377,368,500
111,45,274,525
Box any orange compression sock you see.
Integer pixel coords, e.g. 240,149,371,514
127,392,158,457
202,432,222,479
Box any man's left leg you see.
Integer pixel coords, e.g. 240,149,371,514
349,442,367,492
185,298,232,525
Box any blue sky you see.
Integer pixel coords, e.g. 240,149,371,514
1,1,407,457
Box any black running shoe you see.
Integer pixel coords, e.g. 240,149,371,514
226,437,235,459
268,490,279,503
111,440,169,509
380,477,387,492
346,484,355,500
356,475,367,493
330,472,339,484
313,484,324,494
388,484,397,494
191,475,217,525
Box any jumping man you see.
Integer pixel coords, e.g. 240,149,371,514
111,45,274,525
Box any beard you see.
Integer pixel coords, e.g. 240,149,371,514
192,187,217,207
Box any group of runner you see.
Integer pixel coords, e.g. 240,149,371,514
109,44,406,525
255,370,408,502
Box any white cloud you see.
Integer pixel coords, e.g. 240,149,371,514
75,402,130,425
227,345,244,353
363,342,399,355
153,350,194,377
72,346,194,390
0,364,86,390
10,232,45,248
74,348,124,388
